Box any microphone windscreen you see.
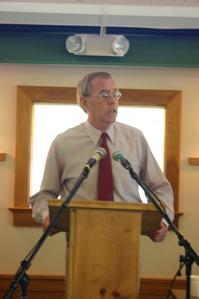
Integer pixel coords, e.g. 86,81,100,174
112,151,123,161
96,147,107,159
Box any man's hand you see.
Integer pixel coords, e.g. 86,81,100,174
147,221,168,242
42,215,59,236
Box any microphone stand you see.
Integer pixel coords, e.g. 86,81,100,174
3,166,91,299
120,159,199,299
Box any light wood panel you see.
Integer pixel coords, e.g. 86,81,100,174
68,208,141,299
49,199,162,235
48,200,162,298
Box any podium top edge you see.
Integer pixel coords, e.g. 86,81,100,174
48,199,158,212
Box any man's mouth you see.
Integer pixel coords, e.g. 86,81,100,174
110,108,117,113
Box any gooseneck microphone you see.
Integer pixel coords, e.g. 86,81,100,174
113,149,169,224
113,149,199,296
112,151,131,169
2,148,107,299
84,147,107,170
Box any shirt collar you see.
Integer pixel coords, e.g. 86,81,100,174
84,121,115,144
105,125,114,143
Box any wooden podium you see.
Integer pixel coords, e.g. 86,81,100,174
49,199,161,299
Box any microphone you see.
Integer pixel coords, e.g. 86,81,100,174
112,151,131,169
84,147,107,170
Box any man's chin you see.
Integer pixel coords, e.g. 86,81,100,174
106,118,117,127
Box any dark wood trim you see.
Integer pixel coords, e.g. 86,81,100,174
0,275,186,299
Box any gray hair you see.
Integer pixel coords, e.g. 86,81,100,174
77,71,112,98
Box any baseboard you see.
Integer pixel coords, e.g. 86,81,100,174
0,275,64,299
139,277,185,298
0,274,185,299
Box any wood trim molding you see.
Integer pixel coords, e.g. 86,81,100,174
9,207,41,227
0,153,6,161
12,86,181,227
189,157,199,166
0,275,186,299
0,275,65,299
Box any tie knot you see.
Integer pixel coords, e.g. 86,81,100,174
101,132,108,142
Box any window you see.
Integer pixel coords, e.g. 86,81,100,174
31,104,165,196
11,86,181,226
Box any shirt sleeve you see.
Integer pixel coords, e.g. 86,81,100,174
139,133,174,224
29,137,63,223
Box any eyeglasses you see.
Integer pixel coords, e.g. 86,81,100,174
97,89,122,101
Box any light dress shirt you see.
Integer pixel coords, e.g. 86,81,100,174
30,121,174,224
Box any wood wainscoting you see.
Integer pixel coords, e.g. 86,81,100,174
0,275,185,299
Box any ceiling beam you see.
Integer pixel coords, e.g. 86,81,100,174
0,2,199,28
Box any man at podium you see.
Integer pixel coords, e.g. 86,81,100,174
30,71,174,242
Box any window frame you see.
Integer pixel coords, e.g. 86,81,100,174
10,86,182,227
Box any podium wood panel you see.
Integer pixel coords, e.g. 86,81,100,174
49,200,162,299
67,208,141,299
49,199,161,235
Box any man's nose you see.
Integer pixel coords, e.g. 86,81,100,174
108,95,119,104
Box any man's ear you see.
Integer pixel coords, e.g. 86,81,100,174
79,96,88,113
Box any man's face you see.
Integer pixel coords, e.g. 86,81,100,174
81,77,120,131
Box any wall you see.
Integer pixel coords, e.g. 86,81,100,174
0,64,199,279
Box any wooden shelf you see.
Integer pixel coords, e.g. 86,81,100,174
0,153,6,161
189,157,199,166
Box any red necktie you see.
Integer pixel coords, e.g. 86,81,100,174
97,132,114,201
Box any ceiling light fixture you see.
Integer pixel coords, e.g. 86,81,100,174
65,34,130,57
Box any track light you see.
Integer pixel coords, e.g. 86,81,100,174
65,34,130,57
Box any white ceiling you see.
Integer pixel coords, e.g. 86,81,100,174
0,0,199,29
1,0,199,5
